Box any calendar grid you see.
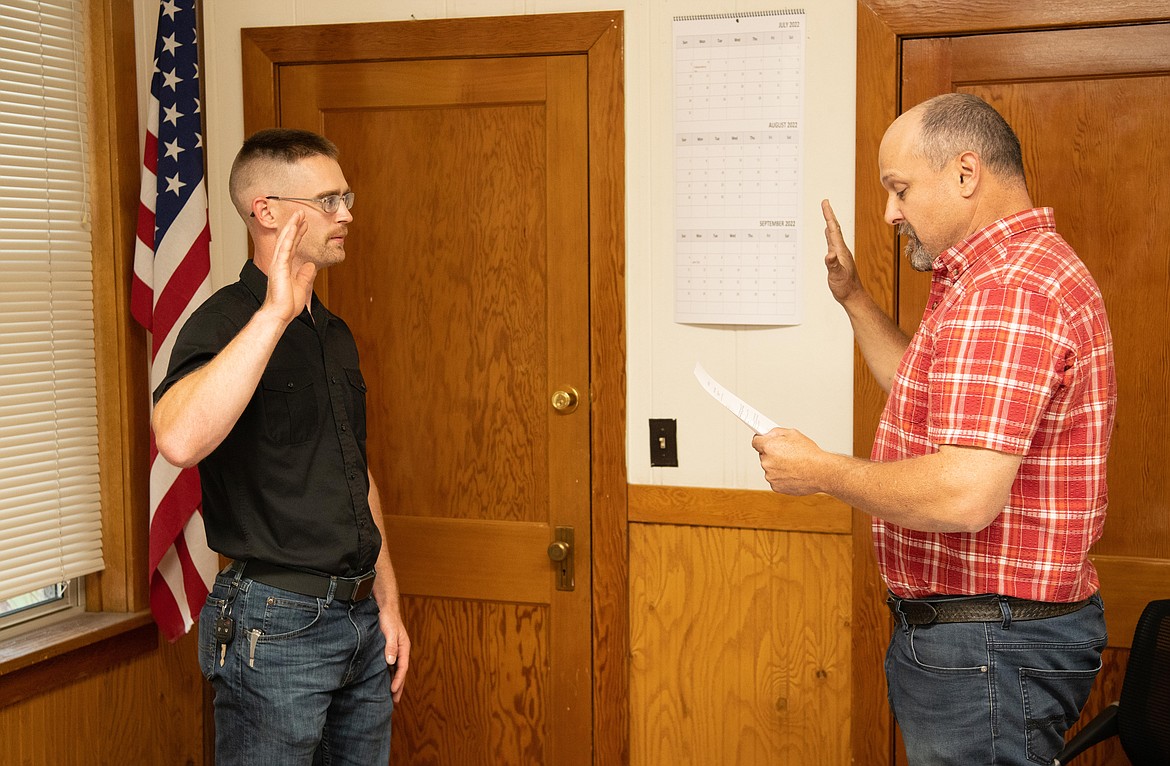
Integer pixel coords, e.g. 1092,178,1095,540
673,11,805,325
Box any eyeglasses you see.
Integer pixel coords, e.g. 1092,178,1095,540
262,192,355,214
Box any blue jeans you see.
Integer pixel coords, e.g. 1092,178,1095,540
198,570,393,765
885,593,1106,766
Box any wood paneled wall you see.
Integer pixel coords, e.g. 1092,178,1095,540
629,486,852,765
0,631,205,764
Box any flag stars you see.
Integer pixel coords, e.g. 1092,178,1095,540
165,173,187,196
161,0,180,20
163,68,182,91
161,33,181,57
163,103,183,126
164,138,184,161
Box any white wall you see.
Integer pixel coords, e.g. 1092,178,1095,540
134,0,857,491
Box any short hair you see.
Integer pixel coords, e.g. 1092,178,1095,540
228,128,340,217
915,93,1026,184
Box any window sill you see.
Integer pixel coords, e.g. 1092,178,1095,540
0,609,157,709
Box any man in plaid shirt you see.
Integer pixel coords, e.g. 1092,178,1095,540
753,93,1115,765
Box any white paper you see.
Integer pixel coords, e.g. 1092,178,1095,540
693,362,779,435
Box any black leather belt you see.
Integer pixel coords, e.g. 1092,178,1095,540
228,560,376,602
887,593,1092,625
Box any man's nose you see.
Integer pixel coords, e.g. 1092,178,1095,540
883,195,903,226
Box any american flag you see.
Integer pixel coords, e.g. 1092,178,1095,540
131,0,218,641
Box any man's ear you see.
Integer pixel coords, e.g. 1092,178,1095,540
249,197,279,228
956,151,980,198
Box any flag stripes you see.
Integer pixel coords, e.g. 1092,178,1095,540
131,0,218,641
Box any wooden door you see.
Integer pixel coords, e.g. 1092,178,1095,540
278,55,592,764
241,17,628,763
855,4,1170,765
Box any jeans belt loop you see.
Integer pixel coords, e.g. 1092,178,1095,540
998,596,1013,629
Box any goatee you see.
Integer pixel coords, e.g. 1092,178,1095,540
899,222,935,272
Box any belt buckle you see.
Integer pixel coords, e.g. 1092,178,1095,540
351,572,376,601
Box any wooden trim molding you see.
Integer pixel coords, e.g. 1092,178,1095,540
88,0,151,613
628,485,851,535
583,17,631,766
241,13,628,764
860,0,1169,34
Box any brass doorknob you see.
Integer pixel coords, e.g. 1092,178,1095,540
547,540,571,562
551,386,579,413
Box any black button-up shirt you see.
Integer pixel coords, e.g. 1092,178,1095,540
154,260,380,577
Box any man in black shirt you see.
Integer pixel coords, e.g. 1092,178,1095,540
153,128,409,764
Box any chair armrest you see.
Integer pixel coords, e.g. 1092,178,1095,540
1052,701,1119,766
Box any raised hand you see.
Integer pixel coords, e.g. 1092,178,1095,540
822,199,863,304
264,211,315,324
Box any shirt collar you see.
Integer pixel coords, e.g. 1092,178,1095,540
238,259,323,322
932,207,1057,281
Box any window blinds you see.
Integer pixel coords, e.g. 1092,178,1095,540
0,0,103,602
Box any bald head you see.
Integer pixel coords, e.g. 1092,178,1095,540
903,93,1027,188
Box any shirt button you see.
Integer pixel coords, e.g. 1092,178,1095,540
287,382,295,388
340,425,347,432
331,376,338,384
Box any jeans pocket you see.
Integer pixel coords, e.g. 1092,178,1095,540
1021,662,1102,764
258,593,323,641
908,624,989,674
239,591,325,673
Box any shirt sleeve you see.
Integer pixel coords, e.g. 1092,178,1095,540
927,286,1074,454
151,308,244,404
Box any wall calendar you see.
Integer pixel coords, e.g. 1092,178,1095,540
673,9,805,325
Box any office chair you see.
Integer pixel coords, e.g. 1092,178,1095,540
1053,598,1170,765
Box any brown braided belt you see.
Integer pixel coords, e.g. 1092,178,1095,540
887,593,1092,625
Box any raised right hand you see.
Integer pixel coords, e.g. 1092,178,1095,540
264,211,314,323
822,199,863,304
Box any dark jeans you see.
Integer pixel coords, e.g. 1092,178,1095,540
885,592,1106,765
198,570,393,765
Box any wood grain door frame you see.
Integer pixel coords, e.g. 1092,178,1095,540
853,3,1170,764
240,12,628,765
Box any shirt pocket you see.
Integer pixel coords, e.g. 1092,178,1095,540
344,367,368,441
260,367,319,445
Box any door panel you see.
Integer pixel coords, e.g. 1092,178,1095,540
280,54,592,764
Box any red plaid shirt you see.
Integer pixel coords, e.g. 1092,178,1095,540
872,208,1116,602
